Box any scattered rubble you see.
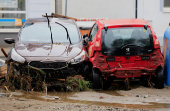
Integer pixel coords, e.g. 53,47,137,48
144,95,149,98
0,62,90,92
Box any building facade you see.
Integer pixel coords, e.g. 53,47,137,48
0,0,61,47
62,0,170,46
0,0,170,47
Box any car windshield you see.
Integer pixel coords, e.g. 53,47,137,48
102,27,154,56
20,22,80,44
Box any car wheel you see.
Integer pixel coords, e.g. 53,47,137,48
155,66,164,89
83,65,90,78
92,68,101,89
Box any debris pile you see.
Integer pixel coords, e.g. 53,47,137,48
0,62,90,92
0,65,7,76
0,65,7,86
4,62,46,92
65,75,90,92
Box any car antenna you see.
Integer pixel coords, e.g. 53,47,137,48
55,22,72,44
46,13,53,44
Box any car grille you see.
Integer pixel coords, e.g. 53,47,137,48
29,61,67,69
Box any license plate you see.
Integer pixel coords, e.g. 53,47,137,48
141,56,150,60
106,57,115,61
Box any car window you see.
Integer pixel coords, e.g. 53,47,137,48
89,24,98,41
20,22,80,44
102,27,154,56
104,27,151,48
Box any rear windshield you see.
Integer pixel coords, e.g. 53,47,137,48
20,22,80,44
102,27,154,56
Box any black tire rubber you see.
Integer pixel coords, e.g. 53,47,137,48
92,68,101,89
155,67,164,89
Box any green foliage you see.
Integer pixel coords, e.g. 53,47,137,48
65,75,90,92
79,79,83,91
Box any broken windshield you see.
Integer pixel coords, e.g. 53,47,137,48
20,22,79,44
102,27,154,56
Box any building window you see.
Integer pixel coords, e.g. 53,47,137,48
164,0,170,7
0,0,26,32
163,0,170,12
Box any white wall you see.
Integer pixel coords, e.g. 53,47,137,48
62,0,136,19
62,0,169,46
138,0,170,46
27,0,55,18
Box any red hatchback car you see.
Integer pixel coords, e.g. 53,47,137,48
83,19,164,89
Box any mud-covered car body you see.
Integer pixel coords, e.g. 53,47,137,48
84,19,164,89
5,18,88,79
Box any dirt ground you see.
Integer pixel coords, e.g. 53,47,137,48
0,85,170,111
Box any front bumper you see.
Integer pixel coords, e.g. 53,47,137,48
28,61,68,70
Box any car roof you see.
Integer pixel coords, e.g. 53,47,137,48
100,19,150,27
26,18,75,25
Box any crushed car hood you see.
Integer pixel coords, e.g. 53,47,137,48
15,42,82,62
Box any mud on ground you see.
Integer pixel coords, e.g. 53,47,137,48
0,85,170,111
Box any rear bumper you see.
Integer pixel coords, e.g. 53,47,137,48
101,67,156,78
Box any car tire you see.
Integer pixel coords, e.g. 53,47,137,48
92,68,101,89
155,66,164,89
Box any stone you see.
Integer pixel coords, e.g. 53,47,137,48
144,95,149,98
135,95,139,97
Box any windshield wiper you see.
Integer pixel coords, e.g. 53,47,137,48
121,44,144,49
46,13,53,44
55,22,72,44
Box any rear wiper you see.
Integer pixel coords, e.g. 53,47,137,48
46,13,53,44
121,44,144,49
55,22,72,44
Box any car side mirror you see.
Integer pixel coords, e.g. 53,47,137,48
84,37,89,43
4,38,15,44
83,34,88,39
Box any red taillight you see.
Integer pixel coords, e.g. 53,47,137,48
95,41,100,47
154,39,160,49
94,41,101,51
94,31,101,51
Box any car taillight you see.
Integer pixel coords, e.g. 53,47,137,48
95,41,100,47
94,41,101,51
154,39,160,49
94,31,101,51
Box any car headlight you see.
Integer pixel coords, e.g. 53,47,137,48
70,50,86,64
11,48,25,63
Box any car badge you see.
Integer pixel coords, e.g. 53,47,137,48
126,48,130,52
46,58,51,60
